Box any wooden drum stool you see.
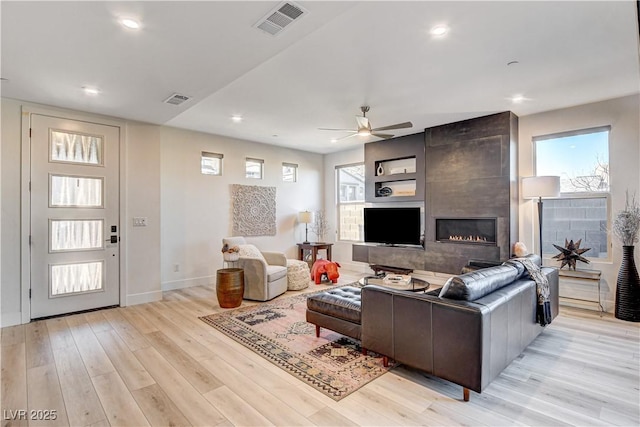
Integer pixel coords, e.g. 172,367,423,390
216,268,244,308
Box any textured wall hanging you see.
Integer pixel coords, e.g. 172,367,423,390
231,184,276,236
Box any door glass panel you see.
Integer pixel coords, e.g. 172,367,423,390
50,219,104,252
50,174,103,207
50,130,103,165
50,261,104,296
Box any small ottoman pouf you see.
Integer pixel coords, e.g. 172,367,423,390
287,259,310,290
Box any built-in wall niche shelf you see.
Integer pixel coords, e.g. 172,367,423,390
375,179,417,198
558,268,604,313
364,133,425,203
375,157,416,177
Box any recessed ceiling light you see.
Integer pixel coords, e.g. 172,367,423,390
120,18,141,30
231,115,243,123
330,138,337,143
510,94,529,104
430,25,449,37
83,87,100,95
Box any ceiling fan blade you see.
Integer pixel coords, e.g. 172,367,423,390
371,121,413,132
334,133,359,141
318,128,357,132
371,133,394,139
355,116,370,129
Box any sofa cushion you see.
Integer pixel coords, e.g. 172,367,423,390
439,264,520,301
266,265,287,282
306,287,362,324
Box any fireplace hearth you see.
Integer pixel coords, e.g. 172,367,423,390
436,218,497,245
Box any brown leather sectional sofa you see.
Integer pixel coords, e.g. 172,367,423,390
361,254,559,401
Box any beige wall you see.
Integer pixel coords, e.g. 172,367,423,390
1,98,165,325
124,122,163,304
0,98,324,325
1,99,24,326
518,94,640,311
323,147,366,272
159,126,324,291
2,94,637,324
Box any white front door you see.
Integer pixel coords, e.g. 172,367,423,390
30,114,120,319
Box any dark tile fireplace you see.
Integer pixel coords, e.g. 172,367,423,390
436,218,497,245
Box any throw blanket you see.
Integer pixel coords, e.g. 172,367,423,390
512,257,553,326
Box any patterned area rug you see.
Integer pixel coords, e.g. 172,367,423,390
199,286,391,400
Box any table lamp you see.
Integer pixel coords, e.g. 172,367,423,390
522,176,561,260
298,211,313,243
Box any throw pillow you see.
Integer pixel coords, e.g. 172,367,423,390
238,244,266,262
439,264,519,301
438,277,454,298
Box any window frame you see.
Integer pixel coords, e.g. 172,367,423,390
336,162,365,243
282,162,298,182
533,126,611,260
245,157,264,179
201,151,223,176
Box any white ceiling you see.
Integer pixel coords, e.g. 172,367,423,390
2,1,639,154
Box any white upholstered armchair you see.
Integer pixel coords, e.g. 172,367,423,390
222,237,288,301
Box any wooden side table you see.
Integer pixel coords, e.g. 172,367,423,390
216,268,244,308
297,242,333,267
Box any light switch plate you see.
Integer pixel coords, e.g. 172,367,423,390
133,217,147,227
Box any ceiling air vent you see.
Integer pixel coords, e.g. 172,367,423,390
254,2,306,36
163,93,192,106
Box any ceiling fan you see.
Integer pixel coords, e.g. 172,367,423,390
319,106,413,141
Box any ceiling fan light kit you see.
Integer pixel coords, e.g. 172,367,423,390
319,106,413,142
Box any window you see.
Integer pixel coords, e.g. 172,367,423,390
282,162,298,182
534,126,610,258
201,152,223,175
245,158,264,179
336,163,365,241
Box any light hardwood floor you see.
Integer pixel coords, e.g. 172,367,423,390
2,270,639,427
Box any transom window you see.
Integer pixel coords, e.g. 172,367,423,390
201,151,223,175
246,158,264,179
534,126,610,259
282,162,298,182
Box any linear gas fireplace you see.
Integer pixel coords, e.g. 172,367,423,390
436,218,497,245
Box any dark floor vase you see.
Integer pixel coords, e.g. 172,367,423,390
615,246,640,322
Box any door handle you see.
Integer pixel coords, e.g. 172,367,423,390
105,236,118,243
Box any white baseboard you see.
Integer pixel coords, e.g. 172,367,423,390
161,275,215,292
339,261,369,274
1,311,23,327
126,290,163,306
560,296,612,313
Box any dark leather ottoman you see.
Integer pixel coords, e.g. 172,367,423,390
306,286,362,340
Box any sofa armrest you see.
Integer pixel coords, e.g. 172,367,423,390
361,285,395,359
238,257,268,283
262,251,287,266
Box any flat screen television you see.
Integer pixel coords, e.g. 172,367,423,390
364,207,422,246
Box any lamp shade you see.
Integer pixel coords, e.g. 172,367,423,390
298,211,313,224
522,176,561,199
